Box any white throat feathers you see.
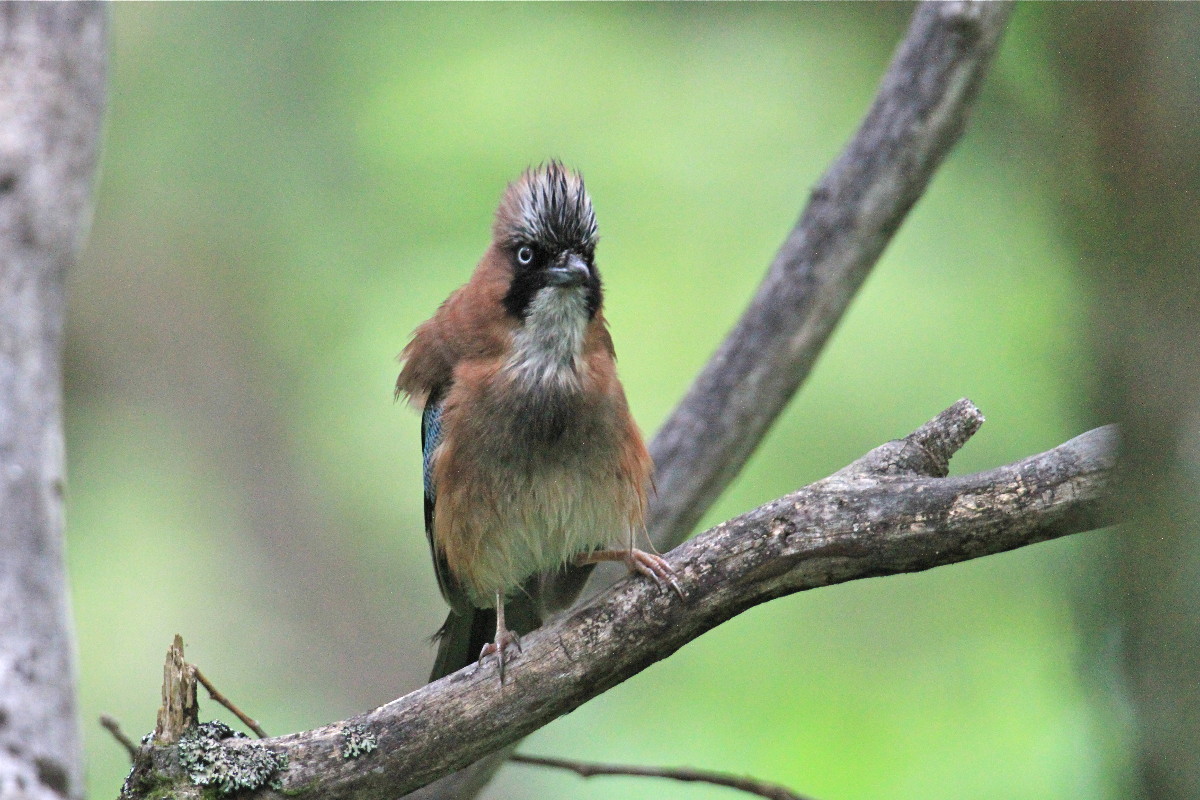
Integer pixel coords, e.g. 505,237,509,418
506,285,588,390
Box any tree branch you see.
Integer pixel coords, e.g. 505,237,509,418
0,5,107,800
509,753,816,800
100,717,139,764
645,1,1013,552
192,666,269,740
120,400,1117,799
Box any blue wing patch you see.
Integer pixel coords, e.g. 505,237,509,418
421,396,459,604
422,401,443,504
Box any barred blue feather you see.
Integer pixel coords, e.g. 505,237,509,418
421,401,442,504
420,398,448,597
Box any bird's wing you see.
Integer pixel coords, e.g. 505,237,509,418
420,388,460,606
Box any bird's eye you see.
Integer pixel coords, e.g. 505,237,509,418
516,246,534,266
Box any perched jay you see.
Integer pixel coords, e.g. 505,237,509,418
397,162,675,682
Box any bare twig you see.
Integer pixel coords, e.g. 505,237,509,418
511,753,814,800
118,401,1117,800
100,715,139,762
193,666,269,739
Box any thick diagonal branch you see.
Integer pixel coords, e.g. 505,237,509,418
646,1,1012,550
122,402,1116,800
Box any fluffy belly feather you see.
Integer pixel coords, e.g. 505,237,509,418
454,465,631,607
434,388,641,607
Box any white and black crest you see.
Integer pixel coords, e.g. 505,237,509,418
491,163,605,389
494,161,599,256
495,162,603,323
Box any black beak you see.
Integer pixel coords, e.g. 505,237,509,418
546,253,590,287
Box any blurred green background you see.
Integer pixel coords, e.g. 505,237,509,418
65,5,1128,799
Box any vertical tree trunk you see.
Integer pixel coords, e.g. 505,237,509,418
1053,5,1200,799
0,4,106,799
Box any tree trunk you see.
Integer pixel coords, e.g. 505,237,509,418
1052,4,1200,799
0,5,106,799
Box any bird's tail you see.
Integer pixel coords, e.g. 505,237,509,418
429,595,543,682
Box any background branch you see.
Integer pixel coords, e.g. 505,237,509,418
643,1,1013,553
0,5,106,800
509,753,815,800
122,401,1117,799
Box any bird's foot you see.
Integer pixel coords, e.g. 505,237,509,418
575,548,684,599
626,548,684,598
477,627,521,685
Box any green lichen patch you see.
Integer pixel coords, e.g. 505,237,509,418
339,723,377,759
178,721,287,795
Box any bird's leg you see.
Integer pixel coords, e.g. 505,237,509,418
574,548,683,598
477,592,522,684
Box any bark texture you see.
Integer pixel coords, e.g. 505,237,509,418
117,401,1118,800
0,5,107,800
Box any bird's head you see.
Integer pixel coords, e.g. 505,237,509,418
492,161,602,321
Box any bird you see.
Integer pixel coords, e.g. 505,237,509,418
396,162,677,683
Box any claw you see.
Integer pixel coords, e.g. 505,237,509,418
574,548,684,599
477,630,521,685
626,549,684,599
477,593,521,685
